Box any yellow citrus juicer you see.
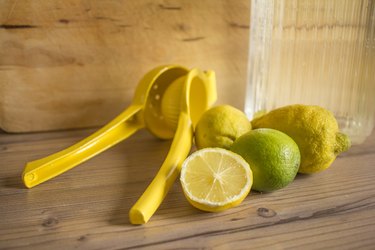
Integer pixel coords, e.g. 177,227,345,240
22,65,216,188
22,65,217,223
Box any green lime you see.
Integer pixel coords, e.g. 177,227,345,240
230,128,300,192
195,105,252,150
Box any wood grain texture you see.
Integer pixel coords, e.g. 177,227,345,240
0,128,374,249
0,0,249,132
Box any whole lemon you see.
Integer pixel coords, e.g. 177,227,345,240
195,105,252,149
251,104,351,174
230,128,300,192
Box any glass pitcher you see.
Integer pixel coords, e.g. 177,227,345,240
245,0,375,144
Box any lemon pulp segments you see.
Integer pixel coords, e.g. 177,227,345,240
180,148,252,212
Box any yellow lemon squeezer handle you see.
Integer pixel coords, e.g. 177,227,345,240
129,69,217,224
22,105,144,188
129,112,193,224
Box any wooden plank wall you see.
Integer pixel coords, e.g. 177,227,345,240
0,0,250,132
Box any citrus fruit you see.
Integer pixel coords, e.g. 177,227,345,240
230,129,300,192
251,104,351,174
195,105,252,150
180,148,252,212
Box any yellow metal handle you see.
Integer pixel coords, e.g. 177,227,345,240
22,105,144,188
129,112,193,224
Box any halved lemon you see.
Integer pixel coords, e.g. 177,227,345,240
180,148,252,212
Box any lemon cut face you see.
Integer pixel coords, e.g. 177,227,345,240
180,148,252,212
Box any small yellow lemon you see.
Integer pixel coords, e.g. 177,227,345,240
195,105,252,150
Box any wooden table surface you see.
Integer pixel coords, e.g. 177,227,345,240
1,127,374,249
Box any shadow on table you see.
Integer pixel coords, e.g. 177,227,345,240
2,175,25,189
